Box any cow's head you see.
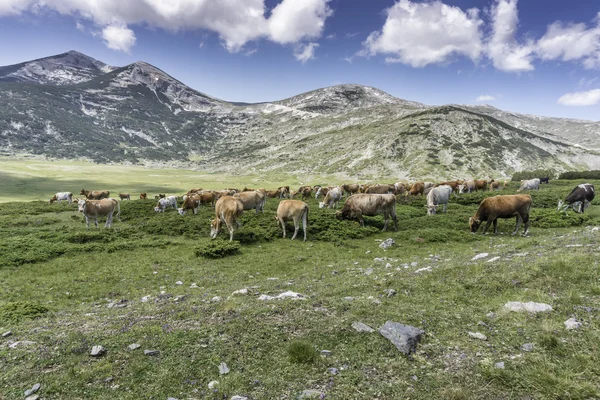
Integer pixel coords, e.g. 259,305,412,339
49,195,57,203
469,217,481,233
335,211,344,220
318,201,326,209
427,205,437,215
154,205,164,212
458,185,466,193
177,208,186,216
77,199,86,212
80,189,86,195
210,219,220,238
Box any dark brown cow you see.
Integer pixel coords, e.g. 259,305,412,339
408,182,425,196
80,189,110,200
119,193,131,200
140,193,147,199
474,180,488,191
436,181,461,192
365,184,392,194
469,194,532,236
336,194,398,231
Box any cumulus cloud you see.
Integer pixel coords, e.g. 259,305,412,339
360,0,484,67
294,42,319,63
476,95,496,102
557,89,600,106
102,24,136,53
487,0,534,72
0,0,332,56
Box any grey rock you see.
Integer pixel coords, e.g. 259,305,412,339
208,380,219,389
144,349,159,356
495,362,505,369
175,281,183,285
379,321,424,355
25,396,39,400
521,343,535,352
2,331,12,338
128,343,141,350
344,296,354,301
504,301,553,313
327,367,339,375
211,296,222,302
411,375,418,381
231,288,248,296
24,383,41,396
364,268,374,275
90,345,105,357
230,396,249,400
384,288,397,297
379,238,396,249
564,317,582,330
486,312,496,319
468,331,488,341
167,398,179,400
104,377,114,383
8,340,36,348
320,350,332,357
298,389,325,399
352,322,375,333
219,362,230,375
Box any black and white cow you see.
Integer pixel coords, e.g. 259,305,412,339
558,183,595,213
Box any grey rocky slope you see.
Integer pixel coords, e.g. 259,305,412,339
1,51,598,179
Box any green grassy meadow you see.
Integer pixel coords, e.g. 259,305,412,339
1,162,600,399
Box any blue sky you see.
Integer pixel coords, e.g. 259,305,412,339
0,0,599,121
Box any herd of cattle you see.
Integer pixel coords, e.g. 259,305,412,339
47,179,596,241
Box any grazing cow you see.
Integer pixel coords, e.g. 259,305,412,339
234,190,266,213
319,187,343,209
489,180,502,191
315,186,331,199
336,194,398,231
78,198,120,228
210,196,244,241
423,182,435,190
276,200,309,241
140,193,147,200
366,184,393,195
154,196,178,212
187,188,203,195
503,180,509,189
119,193,131,200
197,191,217,207
393,182,409,195
426,185,453,215
342,184,360,197
408,182,425,196
177,194,201,216
300,186,313,200
539,177,550,184
278,186,290,199
558,183,595,213
469,194,532,236
50,192,73,204
80,189,110,200
265,188,282,199
289,190,298,199
517,178,540,191
436,181,461,193
459,180,476,194
242,187,255,192
154,194,166,200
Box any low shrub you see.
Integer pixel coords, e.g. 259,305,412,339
0,301,49,323
287,341,318,364
558,170,600,180
195,240,241,258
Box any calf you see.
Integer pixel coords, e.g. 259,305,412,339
50,192,73,204
210,196,244,241
469,194,532,236
119,193,131,200
426,185,452,215
276,200,309,241
558,183,595,213
78,198,120,228
517,178,540,191
233,190,266,213
319,187,343,209
140,193,147,200
336,194,398,231
154,196,178,212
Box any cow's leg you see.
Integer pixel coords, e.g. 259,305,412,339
512,215,523,235
382,212,389,232
278,217,286,239
521,213,530,236
493,219,498,234
291,217,299,240
482,220,493,234
85,216,90,228
443,203,447,213
94,217,99,228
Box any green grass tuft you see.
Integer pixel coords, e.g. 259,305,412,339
287,341,318,364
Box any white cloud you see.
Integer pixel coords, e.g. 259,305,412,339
360,0,483,68
294,42,319,63
0,0,332,56
75,21,85,32
557,89,600,106
578,77,598,88
487,0,534,72
102,24,136,53
476,95,496,102
536,22,600,64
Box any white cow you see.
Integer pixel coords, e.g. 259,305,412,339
426,185,453,215
50,192,73,204
319,187,343,209
517,178,540,191
154,196,178,212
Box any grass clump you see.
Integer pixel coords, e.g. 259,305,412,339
194,239,241,258
287,341,318,364
0,301,49,323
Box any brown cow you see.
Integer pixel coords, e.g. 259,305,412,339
265,188,282,199
278,186,290,199
469,194,532,236
276,200,309,241
242,187,255,192
197,191,216,207
436,181,461,192
300,187,313,200
77,198,120,228
234,190,265,213
210,196,244,241
366,184,392,194
336,194,398,231
474,180,488,191
80,189,110,200
489,180,502,191
178,194,201,216
119,193,131,200
140,193,147,199
342,184,360,197
187,188,203,195
408,182,425,196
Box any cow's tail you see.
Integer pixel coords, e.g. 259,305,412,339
116,200,121,221
302,204,309,239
